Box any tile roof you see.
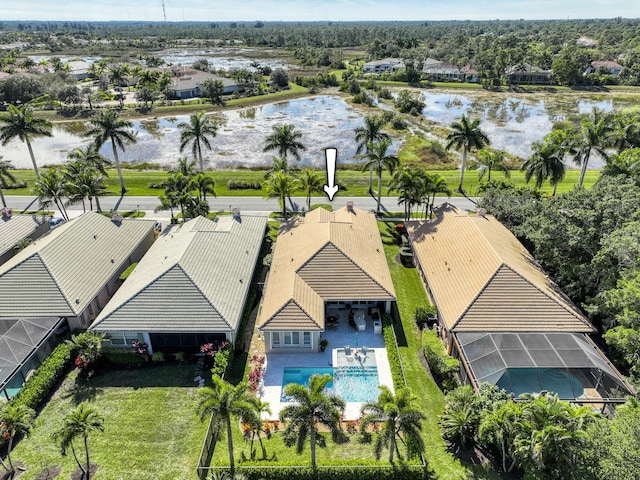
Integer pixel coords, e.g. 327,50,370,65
407,204,594,333
258,205,395,331
90,215,267,333
0,214,50,261
0,212,155,318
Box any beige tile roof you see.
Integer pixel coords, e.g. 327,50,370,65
0,212,155,317
90,215,267,333
407,204,594,333
258,205,395,331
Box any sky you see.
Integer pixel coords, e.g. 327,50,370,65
0,0,637,23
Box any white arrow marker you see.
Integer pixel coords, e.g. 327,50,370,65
323,148,339,201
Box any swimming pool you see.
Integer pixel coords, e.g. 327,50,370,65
281,366,380,403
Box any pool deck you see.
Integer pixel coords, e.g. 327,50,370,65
259,314,393,420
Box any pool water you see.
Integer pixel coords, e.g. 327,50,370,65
281,366,380,403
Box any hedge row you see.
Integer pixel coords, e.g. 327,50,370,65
102,347,145,366
233,465,428,480
422,329,460,390
8,341,75,412
228,180,262,190
382,313,405,390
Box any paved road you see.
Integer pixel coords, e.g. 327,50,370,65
6,194,478,219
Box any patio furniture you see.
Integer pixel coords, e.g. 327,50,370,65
326,315,339,328
348,311,357,331
371,307,380,320
373,319,382,335
354,310,366,331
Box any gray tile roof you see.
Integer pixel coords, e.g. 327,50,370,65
0,212,156,317
0,214,50,261
90,215,267,333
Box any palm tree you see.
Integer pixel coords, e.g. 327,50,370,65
264,156,291,179
197,375,256,474
471,149,510,182
296,168,324,211
85,109,137,194
263,171,299,220
67,144,111,176
174,157,198,177
360,386,425,463
66,331,107,372
36,168,69,221
263,124,306,164
362,138,400,214
571,107,614,188
354,115,390,194
445,114,491,193
0,104,53,181
279,373,345,470
478,401,522,473
242,397,272,460
0,158,17,208
178,112,219,174
0,404,35,475
423,173,452,219
53,403,104,480
522,138,566,196
388,166,424,221
192,173,216,202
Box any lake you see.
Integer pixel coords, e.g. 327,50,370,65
1,91,633,171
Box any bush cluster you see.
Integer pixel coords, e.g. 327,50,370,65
382,313,405,390
422,329,460,391
211,342,234,379
8,341,75,412
227,180,262,190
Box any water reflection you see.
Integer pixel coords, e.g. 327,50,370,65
2,92,631,171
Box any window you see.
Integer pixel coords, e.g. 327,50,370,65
272,333,281,349
109,332,139,346
303,332,311,348
284,332,300,346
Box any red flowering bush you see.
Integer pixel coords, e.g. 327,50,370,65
247,355,265,393
132,340,149,356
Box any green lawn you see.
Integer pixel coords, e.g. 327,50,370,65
6,166,599,199
378,221,500,479
10,364,207,480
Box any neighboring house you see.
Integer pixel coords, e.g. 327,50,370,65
363,58,405,74
407,204,634,409
0,210,51,265
66,60,91,80
168,66,241,99
584,60,624,76
577,36,597,48
0,211,156,399
257,204,396,353
506,63,553,84
90,214,267,352
423,62,464,82
422,58,442,71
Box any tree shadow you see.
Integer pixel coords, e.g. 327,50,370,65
391,303,409,348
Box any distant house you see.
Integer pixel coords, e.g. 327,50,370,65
168,66,241,99
90,214,267,352
577,36,597,48
257,204,396,353
422,58,442,70
407,204,635,408
66,60,91,80
506,63,553,84
363,58,405,74
423,62,464,82
0,211,50,265
584,60,624,77
0,212,155,399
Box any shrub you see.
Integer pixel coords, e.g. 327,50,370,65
175,352,186,362
378,88,393,100
210,342,234,379
422,329,460,390
236,465,427,479
382,313,405,390
119,262,138,281
391,116,407,130
310,204,333,212
103,347,145,366
352,91,374,106
227,180,262,190
151,351,165,363
8,341,75,412
413,305,436,327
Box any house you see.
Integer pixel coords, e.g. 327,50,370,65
407,204,634,408
168,66,241,99
0,210,51,265
423,62,464,82
584,60,624,77
90,214,267,352
577,36,597,48
257,203,396,353
422,58,442,71
0,211,155,399
66,60,91,80
363,58,405,74
506,64,553,84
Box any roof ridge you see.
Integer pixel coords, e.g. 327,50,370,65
176,264,230,329
26,253,77,314
451,262,503,331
